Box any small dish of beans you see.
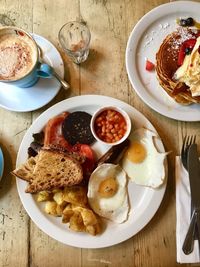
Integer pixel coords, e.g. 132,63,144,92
90,106,132,146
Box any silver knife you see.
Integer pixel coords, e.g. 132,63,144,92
182,144,200,255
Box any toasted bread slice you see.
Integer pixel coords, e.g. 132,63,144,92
25,149,83,193
12,156,38,182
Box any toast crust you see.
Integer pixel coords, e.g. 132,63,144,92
12,156,38,182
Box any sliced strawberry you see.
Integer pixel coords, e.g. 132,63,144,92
145,59,155,71
178,38,196,66
185,39,196,49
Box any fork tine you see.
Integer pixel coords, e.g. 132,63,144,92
185,135,190,149
187,135,192,147
190,135,196,145
181,135,190,170
181,135,196,156
185,135,196,147
181,134,197,171
182,136,187,155
183,135,186,147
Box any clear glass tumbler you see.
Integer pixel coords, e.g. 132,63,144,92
58,21,91,64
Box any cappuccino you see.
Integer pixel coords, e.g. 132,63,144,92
0,29,37,81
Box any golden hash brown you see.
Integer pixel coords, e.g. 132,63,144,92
63,186,88,207
37,186,101,236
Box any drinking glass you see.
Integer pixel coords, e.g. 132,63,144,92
58,21,91,64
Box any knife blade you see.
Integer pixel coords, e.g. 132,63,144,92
187,144,200,209
182,144,200,255
190,149,200,241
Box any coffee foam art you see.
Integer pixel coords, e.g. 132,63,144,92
0,30,37,81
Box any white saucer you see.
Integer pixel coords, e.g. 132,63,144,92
0,34,64,112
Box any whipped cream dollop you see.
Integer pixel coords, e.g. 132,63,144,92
174,36,200,97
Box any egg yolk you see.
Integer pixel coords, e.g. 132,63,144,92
98,177,118,198
126,141,147,163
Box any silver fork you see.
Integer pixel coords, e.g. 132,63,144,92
181,135,196,171
181,135,197,254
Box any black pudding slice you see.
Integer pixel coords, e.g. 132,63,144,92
62,111,95,145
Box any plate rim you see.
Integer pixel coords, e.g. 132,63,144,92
126,0,200,122
0,147,4,180
16,95,168,248
0,33,63,112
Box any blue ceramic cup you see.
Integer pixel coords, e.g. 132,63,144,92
0,27,53,88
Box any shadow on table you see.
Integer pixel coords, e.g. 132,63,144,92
0,140,13,199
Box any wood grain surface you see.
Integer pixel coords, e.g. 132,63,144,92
0,0,200,266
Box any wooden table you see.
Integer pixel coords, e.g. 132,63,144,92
0,0,200,266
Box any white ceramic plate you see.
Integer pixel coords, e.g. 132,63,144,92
126,1,200,121
16,95,167,248
0,34,64,112
0,147,4,181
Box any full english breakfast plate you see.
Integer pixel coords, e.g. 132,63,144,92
15,95,168,248
126,1,200,121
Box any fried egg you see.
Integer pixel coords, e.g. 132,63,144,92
87,163,129,223
121,128,166,188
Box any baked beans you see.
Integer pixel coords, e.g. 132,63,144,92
94,109,127,143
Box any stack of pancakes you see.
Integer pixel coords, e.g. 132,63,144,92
156,27,200,105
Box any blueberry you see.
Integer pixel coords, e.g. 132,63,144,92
185,47,192,55
180,19,187,26
186,17,194,26
179,17,194,27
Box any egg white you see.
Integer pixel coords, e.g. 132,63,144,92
87,163,129,223
121,128,166,188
